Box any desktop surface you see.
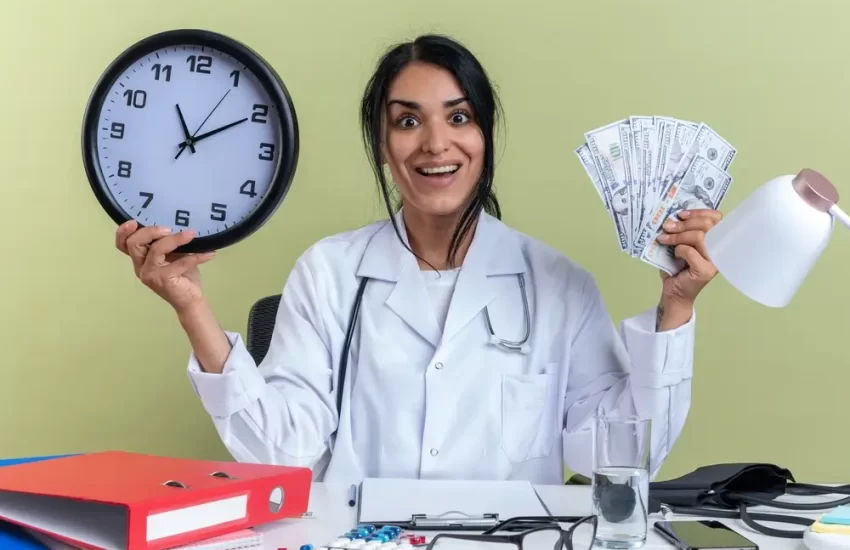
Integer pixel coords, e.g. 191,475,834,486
253,482,828,550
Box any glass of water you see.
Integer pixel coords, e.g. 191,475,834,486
591,414,651,548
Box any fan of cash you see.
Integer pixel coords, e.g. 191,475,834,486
575,117,737,275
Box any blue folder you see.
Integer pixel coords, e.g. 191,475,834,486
0,455,77,549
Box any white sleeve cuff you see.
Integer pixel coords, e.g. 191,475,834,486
619,306,695,388
186,331,268,418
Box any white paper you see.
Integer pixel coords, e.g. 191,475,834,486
358,478,549,524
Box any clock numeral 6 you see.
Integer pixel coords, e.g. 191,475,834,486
175,210,190,227
259,143,275,161
240,179,257,198
123,89,146,109
211,203,227,222
251,104,268,123
117,161,132,178
187,54,212,74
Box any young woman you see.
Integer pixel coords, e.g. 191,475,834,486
115,34,720,484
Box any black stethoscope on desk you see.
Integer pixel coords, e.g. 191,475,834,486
334,273,532,415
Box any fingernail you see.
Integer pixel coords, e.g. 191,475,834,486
664,220,677,230
678,210,690,218
658,234,670,243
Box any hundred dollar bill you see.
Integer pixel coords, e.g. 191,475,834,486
661,119,698,186
631,118,699,255
652,117,676,197
634,122,737,255
640,155,733,275
584,121,632,252
617,122,638,256
629,116,653,255
574,143,607,206
638,121,656,229
666,122,737,198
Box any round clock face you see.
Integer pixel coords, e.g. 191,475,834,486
82,30,298,253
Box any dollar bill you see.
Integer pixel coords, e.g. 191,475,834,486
629,116,653,256
640,155,733,275
584,120,632,253
666,122,737,197
575,115,737,273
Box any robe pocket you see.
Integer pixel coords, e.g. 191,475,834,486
500,370,559,463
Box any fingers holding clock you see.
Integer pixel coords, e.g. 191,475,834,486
122,224,174,275
138,229,214,293
114,220,138,255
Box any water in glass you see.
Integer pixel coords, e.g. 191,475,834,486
591,415,651,548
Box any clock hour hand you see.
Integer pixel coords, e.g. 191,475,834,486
175,104,196,154
177,117,248,147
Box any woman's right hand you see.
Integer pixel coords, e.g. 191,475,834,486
115,220,216,315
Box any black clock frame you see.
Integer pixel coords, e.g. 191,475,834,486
81,28,299,253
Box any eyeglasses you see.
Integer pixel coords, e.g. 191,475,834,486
424,516,598,550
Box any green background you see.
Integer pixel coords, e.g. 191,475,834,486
1,0,847,482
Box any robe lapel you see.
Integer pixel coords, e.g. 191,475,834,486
440,213,527,345
356,209,527,349
356,213,441,347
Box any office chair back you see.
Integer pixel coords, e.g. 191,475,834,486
246,294,281,365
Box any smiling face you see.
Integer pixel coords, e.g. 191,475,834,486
382,61,485,222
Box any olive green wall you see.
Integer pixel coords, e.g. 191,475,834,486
1,0,847,482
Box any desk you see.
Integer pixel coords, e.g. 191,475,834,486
256,483,834,550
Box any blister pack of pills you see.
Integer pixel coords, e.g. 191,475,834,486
304,524,429,550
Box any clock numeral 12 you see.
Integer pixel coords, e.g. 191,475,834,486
187,55,211,74
175,210,190,227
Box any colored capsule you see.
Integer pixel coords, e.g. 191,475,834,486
301,545,314,550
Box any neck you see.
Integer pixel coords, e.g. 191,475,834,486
402,207,477,270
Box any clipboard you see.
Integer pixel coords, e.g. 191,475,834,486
356,478,548,531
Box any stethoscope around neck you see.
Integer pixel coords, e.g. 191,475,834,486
334,272,532,415
484,272,531,354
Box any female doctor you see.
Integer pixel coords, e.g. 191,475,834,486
114,34,721,484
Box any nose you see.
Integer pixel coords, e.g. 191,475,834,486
421,120,449,154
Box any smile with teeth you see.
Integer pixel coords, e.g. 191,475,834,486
416,164,460,176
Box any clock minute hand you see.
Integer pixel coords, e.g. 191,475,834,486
180,117,248,147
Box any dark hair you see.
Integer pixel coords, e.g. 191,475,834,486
359,34,504,268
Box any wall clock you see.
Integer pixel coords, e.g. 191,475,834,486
81,29,299,253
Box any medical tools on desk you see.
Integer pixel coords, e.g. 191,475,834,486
318,524,428,550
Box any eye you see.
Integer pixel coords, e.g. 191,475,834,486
397,115,419,128
450,110,471,124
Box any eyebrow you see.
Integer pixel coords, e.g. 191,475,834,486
387,97,469,109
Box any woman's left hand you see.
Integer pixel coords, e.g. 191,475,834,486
655,208,723,320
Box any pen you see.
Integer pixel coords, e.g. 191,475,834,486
348,483,357,507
